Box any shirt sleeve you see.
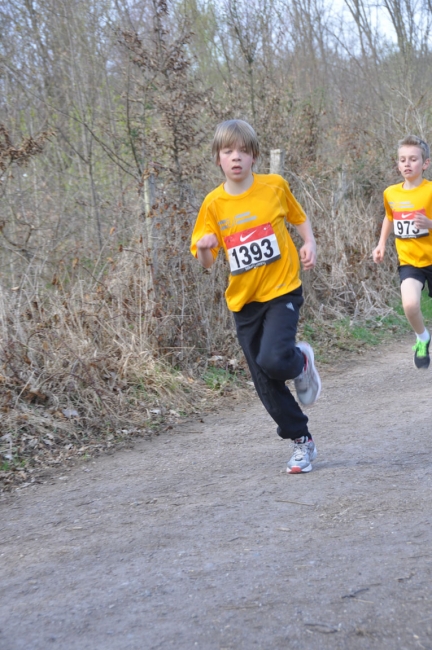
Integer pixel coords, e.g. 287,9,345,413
383,190,393,221
283,178,307,225
190,197,222,259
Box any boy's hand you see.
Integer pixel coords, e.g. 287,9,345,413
299,241,317,270
372,244,385,263
196,233,218,269
196,234,219,249
413,212,432,230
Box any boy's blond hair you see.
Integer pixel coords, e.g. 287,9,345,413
398,135,430,162
212,119,260,164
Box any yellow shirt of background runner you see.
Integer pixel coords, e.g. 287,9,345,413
384,179,432,267
191,174,306,312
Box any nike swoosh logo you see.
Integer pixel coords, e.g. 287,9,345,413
240,231,256,242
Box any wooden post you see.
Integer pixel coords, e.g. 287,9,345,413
143,173,155,217
270,149,285,175
142,171,157,277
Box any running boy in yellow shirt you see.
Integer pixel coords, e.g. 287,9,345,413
373,135,432,369
191,119,321,474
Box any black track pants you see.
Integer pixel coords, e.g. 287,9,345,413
233,290,310,440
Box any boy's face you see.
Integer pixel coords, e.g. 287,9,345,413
218,141,255,183
398,145,429,183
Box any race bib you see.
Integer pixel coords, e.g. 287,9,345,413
224,223,281,275
393,209,429,239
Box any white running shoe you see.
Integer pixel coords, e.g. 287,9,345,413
294,341,321,406
286,436,317,474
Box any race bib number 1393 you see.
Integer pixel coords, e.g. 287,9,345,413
224,223,281,275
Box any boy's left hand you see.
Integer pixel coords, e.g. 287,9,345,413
413,212,432,230
299,241,317,270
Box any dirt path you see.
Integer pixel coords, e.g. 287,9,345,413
1,337,432,650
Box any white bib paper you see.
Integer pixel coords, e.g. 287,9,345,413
224,223,281,275
393,209,429,239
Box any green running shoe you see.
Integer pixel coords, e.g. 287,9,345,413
412,338,430,369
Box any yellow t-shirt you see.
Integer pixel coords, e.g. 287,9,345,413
191,173,307,312
384,179,432,267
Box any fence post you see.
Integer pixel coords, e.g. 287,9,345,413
270,149,285,175
143,172,155,218
142,170,157,278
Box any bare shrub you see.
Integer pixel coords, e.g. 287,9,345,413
0,241,246,489
0,125,54,182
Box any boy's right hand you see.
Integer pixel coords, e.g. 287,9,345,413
196,234,219,249
372,244,385,263
196,233,218,269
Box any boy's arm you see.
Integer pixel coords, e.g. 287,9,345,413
372,216,393,263
196,233,219,269
413,211,432,230
294,217,317,270
191,198,220,269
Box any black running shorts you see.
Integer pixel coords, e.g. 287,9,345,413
398,264,432,297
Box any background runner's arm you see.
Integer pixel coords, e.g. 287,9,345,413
196,233,219,269
294,218,317,270
413,211,432,230
372,216,393,263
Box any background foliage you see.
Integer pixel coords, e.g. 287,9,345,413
1,0,432,484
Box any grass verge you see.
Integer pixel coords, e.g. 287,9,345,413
300,293,432,361
4,293,432,493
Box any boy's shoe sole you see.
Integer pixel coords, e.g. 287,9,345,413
413,338,431,369
294,342,322,406
287,464,313,474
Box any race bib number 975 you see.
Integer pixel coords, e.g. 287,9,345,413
224,223,281,275
393,209,429,239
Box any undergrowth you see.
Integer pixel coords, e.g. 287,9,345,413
300,292,432,361
1,291,419,493
2,248,430,493
0,264,246,492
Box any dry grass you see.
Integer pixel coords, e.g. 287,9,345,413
0,116,408,494
0,154,405,494
0,240,248,491
288,177,400,323
0,197,400,492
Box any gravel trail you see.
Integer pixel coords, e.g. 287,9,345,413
1,338,432,650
